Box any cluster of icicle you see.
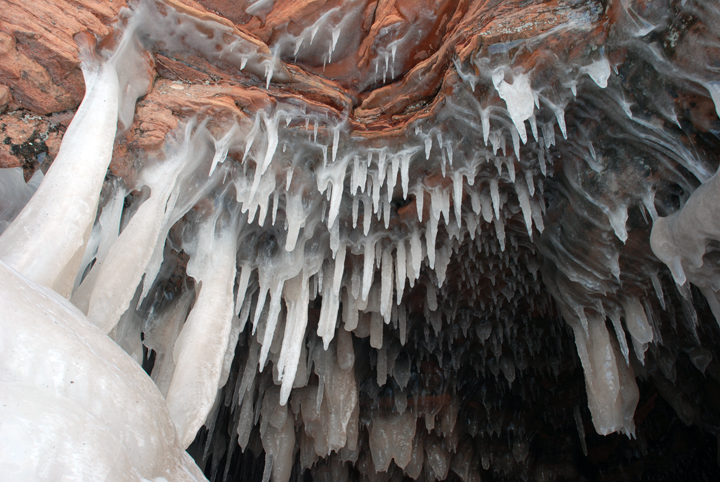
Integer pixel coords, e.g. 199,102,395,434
0,11,208,482
3,0,720,481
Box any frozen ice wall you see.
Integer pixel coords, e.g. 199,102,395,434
3,0,720,480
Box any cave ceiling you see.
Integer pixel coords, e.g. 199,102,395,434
1,0,720,481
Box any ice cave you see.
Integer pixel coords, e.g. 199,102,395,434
1,0,720,480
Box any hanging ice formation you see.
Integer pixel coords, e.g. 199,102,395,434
2,0,720,480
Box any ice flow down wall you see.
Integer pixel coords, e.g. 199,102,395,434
2,0,720,480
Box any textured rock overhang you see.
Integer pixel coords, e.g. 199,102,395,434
2,0,720,481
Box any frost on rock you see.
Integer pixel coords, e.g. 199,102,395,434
4,0,720,480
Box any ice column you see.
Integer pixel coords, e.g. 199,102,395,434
0,28,151,297
166,209,240,448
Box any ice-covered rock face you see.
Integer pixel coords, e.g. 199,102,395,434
3,0,720,480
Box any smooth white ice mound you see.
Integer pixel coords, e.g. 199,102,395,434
0,260,207,482
7,0,720,479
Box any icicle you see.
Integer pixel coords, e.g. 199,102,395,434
506,157,516,182
352,155,367,195
362,238,375,301
494,218,505,252
574,406,588,457
388,157,399,203
515,181,533,236
538,148,547,177
609,309,630,366
400,153,411,199
480,107,490,145
427,212,438,269
435,244,450,286
490,179,501,220
235,263,253,322
257,282,284,368
318,264,340,349
470,191,481,216
352,198,359,228
415,185,425,222
277,273,310,403
285,190,306,251
511,128,520,160
343,287,359,331
377,149,388,185
248,113,279,202
383,199,391,228
87,133,195,333
623,297,653,363
372,173,381,214
608,205,629,243
529,115,538,142
493,71,533,144
530,199,545,233
331,125,340,164
363,196,372,236
553,105,567,139
380,247,394,318
71,184,126,311
410,228,422,279
569,312,639,436
209,124,238,175
396,241,407,304
452,171,463,228
334,243,346,294
650,271,666,310
271,189,280,225
525,170,535,197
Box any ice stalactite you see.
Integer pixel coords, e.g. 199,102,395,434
87,122,219,334
565,308,640,436
166,204,242,448
651,168,720,323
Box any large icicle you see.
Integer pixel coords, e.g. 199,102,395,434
568,310,639,436
165,209,240,448
277,272,311,404
0,31,151,297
